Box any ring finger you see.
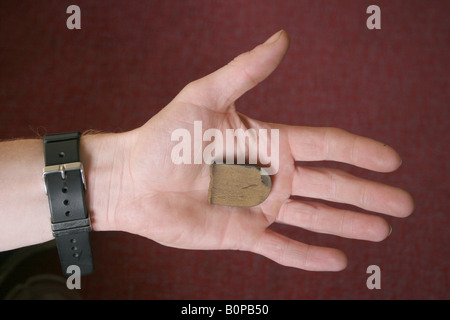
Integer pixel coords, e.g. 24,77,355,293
277,198,391,242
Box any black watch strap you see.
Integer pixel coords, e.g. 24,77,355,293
43,132,94,276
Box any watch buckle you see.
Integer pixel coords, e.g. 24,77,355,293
43,162,86,195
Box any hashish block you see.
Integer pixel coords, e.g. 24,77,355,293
208,163,272,207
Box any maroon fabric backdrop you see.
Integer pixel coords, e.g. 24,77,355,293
0,0,448,299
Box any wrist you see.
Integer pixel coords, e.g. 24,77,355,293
80,131,134,232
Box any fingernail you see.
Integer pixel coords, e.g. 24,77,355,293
264,30,284,45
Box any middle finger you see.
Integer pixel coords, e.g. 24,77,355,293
291,166,412,217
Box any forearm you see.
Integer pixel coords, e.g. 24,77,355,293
0,138,51,250
0,132,125,251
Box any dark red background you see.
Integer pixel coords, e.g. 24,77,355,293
0,0,448,299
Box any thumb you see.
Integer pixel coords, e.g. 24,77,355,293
176,30,290,111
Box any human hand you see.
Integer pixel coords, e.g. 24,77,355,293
88,30,414,271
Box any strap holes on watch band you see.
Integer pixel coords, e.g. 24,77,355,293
44,132,94,275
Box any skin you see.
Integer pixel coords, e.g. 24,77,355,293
0,30,414,272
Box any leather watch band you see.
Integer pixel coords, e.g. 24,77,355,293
43,132,94,276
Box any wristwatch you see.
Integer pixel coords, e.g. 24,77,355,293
43,132,94,276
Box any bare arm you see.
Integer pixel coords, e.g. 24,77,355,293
0,31,414,271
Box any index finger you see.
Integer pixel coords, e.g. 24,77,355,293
284,126,402,172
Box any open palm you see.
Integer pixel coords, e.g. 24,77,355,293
110,31,413,271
